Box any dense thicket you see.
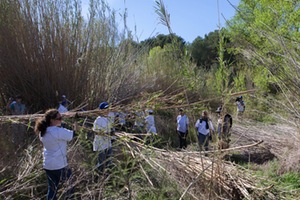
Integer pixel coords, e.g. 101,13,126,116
0,0,237,114
0,0,149,112
1,0,299,121
1,0,300,199
228,0,300,120
190,30,235,70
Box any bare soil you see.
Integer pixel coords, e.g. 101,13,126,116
226,118,300,170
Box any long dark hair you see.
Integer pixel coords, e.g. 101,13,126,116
200,111,209,129
35,109,60,137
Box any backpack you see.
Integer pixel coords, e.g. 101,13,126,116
224,114,233,128
200,117,209,129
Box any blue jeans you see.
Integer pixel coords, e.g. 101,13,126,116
198,133,209,151
44,167,74,200
97,147,113,173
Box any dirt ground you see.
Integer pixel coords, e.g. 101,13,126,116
226,118,300,169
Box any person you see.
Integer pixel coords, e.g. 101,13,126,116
132,110,145,133
195,111,214,151
58,101,68,113
216,106,232,149
34,109,77,200
9,95,26,115
115,108,127,132
124,111,135,132
61,95,67,104
93,102,114,173
107,110,117,143
176,108,189,149
145,109,157,134
4,97,13,115
236,96,245,117
58,95,69,113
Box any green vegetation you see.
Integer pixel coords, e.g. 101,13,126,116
252,160,300,199
0,0,300,199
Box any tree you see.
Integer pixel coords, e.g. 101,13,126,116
190,30,234,70
228,0,300,117
140,34,185,51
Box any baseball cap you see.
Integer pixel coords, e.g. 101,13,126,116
216,106,222,113
147,109,154,114
99,102,109,109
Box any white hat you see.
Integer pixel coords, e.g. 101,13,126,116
147,109,154,114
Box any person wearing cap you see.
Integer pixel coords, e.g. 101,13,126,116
58,101,68,113
93,102,113,173
145,109,157,134
58,95,69,113
236,96,245,118
9,95,26,115
216,106,232,149
176,108,189,149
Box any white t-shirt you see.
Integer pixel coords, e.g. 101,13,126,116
107,111,115,124
117,112,126,125
40,126,73,170
177,115,189,133
10,101,26,115
93,116,112,151
145,115,157,134
58,104,68,113
236,101,245,112
134,111,145,127
195,119,214,135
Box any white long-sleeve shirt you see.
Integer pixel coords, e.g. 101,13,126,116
40,126,73,170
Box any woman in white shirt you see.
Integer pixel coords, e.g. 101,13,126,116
195,111,214,151
35,109,77,200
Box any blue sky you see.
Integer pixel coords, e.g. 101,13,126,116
82,0,240,43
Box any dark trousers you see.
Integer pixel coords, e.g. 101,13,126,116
198,133,209,151
44,167,74,200
178,131,187,149
97,147,113,173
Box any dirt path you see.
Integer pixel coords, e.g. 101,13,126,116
227,119,300,164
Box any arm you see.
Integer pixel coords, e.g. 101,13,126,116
59,127,74,141
194,119,199,133
208,120,215,132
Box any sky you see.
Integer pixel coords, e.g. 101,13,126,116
82,0,240,43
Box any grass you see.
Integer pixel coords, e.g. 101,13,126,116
1,111,300,199
1,0,300,199
246,159,300,199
